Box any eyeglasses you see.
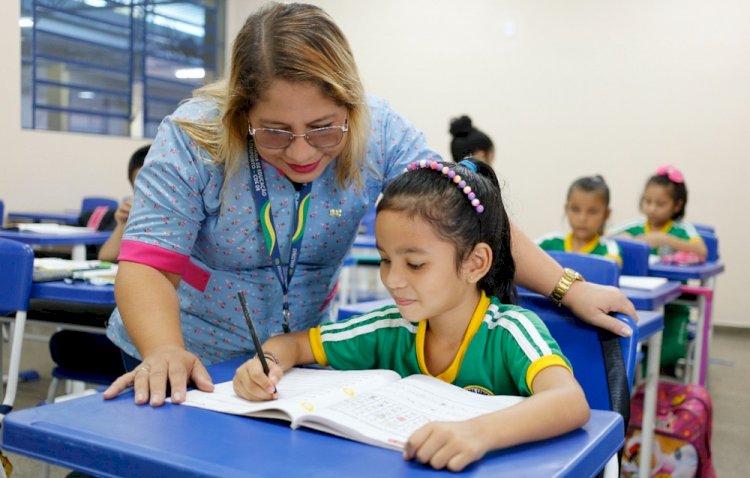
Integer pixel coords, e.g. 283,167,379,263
249,120,349,149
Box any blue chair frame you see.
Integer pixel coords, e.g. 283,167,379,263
0,199,4,227
0,238,35,418
699,232,719,262
546,250,620,286
80,196,118,215
612,237,650,276
530,299,638,412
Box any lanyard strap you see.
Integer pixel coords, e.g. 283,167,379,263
247,140,312,333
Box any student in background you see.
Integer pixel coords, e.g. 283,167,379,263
449,115,495,164
233,159,590,472
611,164,706,374
102,2,635,408
538,175,621,265
77,144,149,261
611,164,707,259
96,144,149,262
48,145,150,379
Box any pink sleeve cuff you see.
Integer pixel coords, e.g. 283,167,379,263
118,240,210,292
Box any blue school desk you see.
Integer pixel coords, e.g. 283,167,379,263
6,211,80,225
31,280,115,306
0,229,111,261
1,356,624,478
648,261,724,385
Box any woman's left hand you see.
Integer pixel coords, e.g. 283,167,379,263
562,281,638,337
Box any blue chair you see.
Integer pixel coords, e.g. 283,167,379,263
699,232,719,262
0,199,4,227
612,237,650,276
546,250,620,286
693,223,715,235
80,196,118,215
0,238,35,419
532,299,638,411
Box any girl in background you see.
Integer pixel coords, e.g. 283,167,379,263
611,165,706,373
449,115,495,164
538,175,621,266
612,165,706,259
234,159,590,472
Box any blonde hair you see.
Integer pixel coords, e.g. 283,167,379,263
176,2,369,188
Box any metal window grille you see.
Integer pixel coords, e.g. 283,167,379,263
21,0,225,138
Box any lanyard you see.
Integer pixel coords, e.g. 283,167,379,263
247,140,312,333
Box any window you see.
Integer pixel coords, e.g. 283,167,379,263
20,0,225,137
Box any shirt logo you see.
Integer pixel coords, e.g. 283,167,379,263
329,208,343,217
464,385,494,396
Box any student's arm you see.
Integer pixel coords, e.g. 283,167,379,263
97,198,132,262
640,232,707,258
102,261,214,405
511,223,637,335
232,331,316,401
403,366,590,472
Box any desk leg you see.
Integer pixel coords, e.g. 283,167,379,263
0,311,28,420
71,244,86,261
639,330,662,478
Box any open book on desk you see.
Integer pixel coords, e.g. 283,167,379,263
182,367,524,451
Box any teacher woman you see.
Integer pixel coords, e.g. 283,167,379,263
104,2,635,406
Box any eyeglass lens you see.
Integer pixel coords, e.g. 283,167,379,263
253,126,344,149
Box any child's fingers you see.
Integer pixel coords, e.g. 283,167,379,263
403,424,436,462
233,359,277,400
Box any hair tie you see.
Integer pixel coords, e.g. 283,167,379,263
458,158,478,172
656,164,684,184
405,160,484,213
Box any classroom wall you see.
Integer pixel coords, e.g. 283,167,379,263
4,0,748,327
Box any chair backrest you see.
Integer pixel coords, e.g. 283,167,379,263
700,232,719,262
694,223,715,235
358,206,376,236
546,250,620,286
0,238,35,313
529,299,638,411
80,196,119,215
0,199,4,227
612,237,650,276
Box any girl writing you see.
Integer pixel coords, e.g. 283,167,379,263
538,175,622,265
233,159,590,472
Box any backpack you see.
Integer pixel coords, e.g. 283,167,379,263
621,381,715,478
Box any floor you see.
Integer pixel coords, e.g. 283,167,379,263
2,322,749,477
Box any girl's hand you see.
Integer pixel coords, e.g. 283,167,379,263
562,281,637,337
102,344,213,406
233,355,284,401
114,198,133,226
638,232,668,248
403,421,489,472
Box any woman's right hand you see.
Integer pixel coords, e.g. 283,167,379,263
103,344,214,406
233,356,284,401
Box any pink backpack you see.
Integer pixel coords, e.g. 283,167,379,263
622,381,715,478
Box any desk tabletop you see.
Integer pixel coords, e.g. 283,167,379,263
31,280,115,306
7,210,80,225
648,261,725,281
2,357,623,478
619,280,683,311
0,229,111,246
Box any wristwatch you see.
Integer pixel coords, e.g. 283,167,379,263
549,268,585,305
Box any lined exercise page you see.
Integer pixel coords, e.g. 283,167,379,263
300,374,525,450
182,368,399,423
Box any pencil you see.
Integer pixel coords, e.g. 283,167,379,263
236,291,271,376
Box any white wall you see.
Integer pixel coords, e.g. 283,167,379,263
4,0,748,326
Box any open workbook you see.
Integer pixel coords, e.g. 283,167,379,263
182,367,524,451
